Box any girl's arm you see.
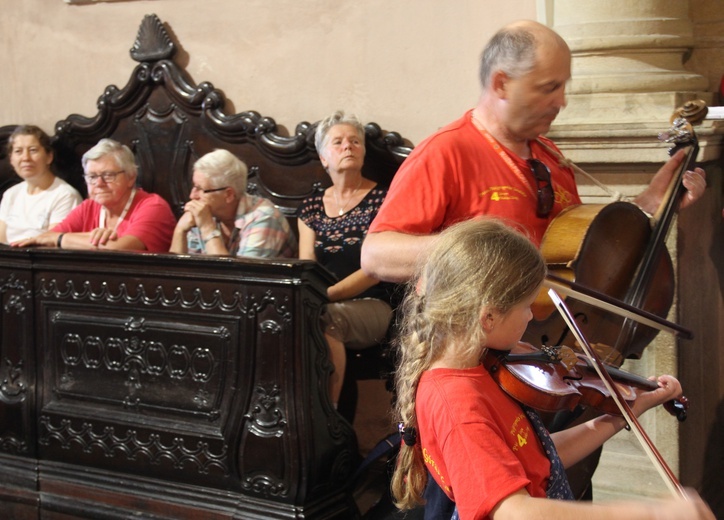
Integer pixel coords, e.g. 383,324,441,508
491,488,714,520
551,374,681,468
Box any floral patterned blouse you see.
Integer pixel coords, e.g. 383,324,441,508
297,185,392,302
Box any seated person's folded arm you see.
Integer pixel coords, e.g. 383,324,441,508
327,270,379,302
297,219,316,261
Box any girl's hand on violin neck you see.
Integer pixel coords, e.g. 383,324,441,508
631,374,683,417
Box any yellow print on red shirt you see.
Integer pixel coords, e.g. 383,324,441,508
555,185,574,207
423,447,452,492
480,185,529,202
509,412,532,453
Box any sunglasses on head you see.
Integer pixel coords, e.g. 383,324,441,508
527,159,554,218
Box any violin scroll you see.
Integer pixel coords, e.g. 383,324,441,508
663,394,688,422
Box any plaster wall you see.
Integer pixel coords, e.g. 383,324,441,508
0,0,535,145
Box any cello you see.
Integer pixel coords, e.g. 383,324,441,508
523,100,707,364
521,101,706,499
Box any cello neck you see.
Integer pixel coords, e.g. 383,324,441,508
652,141,699,230
613,124,700,353
630,140,698,303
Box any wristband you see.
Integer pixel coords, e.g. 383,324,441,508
57,233,65,249
202,229,222,245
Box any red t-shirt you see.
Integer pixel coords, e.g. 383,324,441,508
417,365,551,520
368,111,581,246
53,189,176,252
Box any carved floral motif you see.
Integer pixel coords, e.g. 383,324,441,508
245,385,286,438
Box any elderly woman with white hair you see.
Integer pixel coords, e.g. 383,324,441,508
297,110,395,414
170,149,296,258
15,138,176,252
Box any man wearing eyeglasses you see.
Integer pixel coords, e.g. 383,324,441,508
169,149,297,258
14,138,176,252
361,19,706,284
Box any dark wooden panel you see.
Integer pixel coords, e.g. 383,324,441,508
677,159,724,518
0,249,359,518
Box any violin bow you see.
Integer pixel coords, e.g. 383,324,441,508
544,274,693,339
548,288,686,499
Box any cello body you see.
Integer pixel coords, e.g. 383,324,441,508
524,201,675,362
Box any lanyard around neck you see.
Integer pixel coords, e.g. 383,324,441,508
471,114,537,199
99,188,137,232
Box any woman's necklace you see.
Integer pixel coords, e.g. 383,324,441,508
333,177,363,216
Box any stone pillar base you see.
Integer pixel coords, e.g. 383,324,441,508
551,91,716,164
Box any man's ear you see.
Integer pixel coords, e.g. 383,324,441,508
491,70,510,99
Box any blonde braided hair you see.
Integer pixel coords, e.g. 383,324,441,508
391,218,546,510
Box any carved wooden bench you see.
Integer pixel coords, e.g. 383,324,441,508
0,14,411,519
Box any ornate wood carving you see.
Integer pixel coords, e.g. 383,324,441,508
0,12,412,518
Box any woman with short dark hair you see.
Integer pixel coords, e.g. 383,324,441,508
0,125,81,243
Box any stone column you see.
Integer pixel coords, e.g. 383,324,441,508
544,0,724,504
550,0,715,167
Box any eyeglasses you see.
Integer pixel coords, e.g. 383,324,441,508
527,159,554,218
191,185,229,194
84,171,125,185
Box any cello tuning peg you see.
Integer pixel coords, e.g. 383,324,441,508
658,117,694,145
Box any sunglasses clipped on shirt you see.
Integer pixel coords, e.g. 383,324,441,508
527,159,554,218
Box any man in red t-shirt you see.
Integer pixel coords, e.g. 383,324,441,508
361,22,706,284
360,19,708,519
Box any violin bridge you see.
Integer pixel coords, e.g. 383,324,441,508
548,345,579,372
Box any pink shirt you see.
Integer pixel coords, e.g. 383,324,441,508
53,189,176,252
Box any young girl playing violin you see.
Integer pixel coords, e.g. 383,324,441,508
391,218,714,520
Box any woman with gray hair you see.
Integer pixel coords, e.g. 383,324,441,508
15,138,176,252
170,149,296,258
297,110,394,416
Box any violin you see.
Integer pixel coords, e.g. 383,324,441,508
547,289,687,499
484,341,688,421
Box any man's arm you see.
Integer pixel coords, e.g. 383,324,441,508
361,230,438,283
